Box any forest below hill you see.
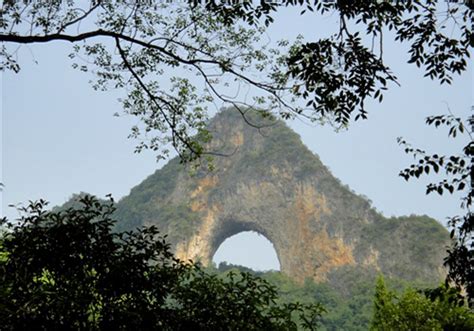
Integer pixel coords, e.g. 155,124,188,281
1,196,473,330
212,262,470,331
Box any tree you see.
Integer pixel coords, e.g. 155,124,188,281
370,276,474,331
398,112,474,306
2,1,470,159
0,0,289,162
0,195,324,330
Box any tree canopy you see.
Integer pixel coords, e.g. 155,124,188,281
398,111,474,305
0,195,324,330
371,276,474,330
1,1,470,160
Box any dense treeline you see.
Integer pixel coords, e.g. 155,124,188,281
214,262,474,330
0,196,323,331
1,196,472,330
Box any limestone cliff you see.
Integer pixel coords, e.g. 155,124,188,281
114,108,450,285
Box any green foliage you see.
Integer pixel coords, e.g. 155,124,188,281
234,118,321,179
210,1,470,123
0,195,324,330
110,158,202,239
2,1,470,158
268,274,374,331
114,198,199,243
0,1,289,162
171,269,325,331
399,114,474,304
210,263,378,331
371,276,474,331
359,214,449,282
211,263,474,331
0,196,463,331
52,192,113,213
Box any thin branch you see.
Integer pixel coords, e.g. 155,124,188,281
0,29,289,94
379,29,383,60
115,37,235,159
193,64,277,130
115,37,190,158
58,2,101,33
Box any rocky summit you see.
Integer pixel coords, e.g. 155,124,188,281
114,108,449,285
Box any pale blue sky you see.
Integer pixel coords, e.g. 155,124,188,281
2,7,472,271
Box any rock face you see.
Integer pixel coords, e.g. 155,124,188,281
115,109,449,284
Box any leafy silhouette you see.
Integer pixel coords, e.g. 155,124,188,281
0,195,324,330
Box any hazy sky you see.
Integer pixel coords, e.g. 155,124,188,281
2,6,472,271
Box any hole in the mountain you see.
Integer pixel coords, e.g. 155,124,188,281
212,231,280,272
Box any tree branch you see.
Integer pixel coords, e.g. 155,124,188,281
0,30,219,67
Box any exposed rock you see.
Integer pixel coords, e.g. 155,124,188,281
114,108,450,285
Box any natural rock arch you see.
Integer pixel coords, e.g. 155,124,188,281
115,109,450,284
173,177,359,283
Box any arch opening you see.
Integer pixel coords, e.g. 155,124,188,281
212,231,281,271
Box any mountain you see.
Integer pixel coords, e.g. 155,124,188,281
112,108,449,285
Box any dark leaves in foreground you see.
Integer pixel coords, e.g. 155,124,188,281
398,114,474,306
0,195,324,330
